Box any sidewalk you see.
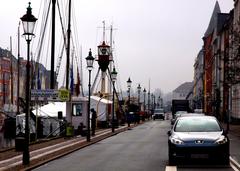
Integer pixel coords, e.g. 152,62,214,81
0,125,131,171
222,123,240,170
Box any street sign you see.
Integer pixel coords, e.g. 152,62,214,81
58,89,70,101
31,89,69,102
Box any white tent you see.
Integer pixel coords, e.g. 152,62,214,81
32,102,66,117
16,102,66,137
90,96,112,122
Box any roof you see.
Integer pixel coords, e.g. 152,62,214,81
90,96,112,104
32,102,66,117
204,1,221,37
173,82,194,93
216,13,230,33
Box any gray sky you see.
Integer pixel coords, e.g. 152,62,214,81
0,0,234,94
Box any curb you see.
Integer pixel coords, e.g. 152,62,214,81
230,156,240,171
0,126,131,171
21,126,129,171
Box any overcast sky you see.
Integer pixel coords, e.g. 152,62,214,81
0,0,234,94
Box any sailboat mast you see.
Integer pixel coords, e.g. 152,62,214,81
103,21,105,42
51,0,56,89
80,46,84,96
17,22,20,114
10,36,13,105
109,25,113,95
66,0,71,90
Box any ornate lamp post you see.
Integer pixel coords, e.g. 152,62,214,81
151,93,154,111
127,77,132,105
153,95,156,109
126,77,132,127
143,88,146,119
160,97,163,108
20,2,37,165
85,49,95,142
158,96,161,108
148,90,150,117
137,84,141,107
111,67,117,133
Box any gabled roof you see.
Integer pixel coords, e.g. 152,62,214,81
216,13,230,33
173,82,194,93
204,1,221,37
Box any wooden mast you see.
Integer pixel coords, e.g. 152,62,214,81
66,0,71,90
51,0,56,89
10,37,13,106
17,22,20,114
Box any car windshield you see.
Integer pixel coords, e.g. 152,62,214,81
174,117,222,132
154,109,164,113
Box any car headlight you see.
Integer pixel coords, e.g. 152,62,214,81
215,135,228,144
170,137,184,145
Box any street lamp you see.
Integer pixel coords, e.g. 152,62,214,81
111,67,117,133
143,88,146,119
126,77,132,127
151,93,154,111
20,2,37,165
137,84,141,107
127,77,132,105
86,49,95,142
158,96,161,108
153,95,156,109
147,90,150,117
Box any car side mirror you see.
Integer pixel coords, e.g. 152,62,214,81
167,130,171,136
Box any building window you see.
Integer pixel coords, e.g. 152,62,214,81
72,103,82,116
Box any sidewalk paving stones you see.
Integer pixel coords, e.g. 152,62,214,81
0,125,130,171
222,123,240,170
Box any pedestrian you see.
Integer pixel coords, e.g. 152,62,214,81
126,110,131,128
91,108,97,136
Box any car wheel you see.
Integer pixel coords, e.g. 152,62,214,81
221,156,230,165
168,149,176,165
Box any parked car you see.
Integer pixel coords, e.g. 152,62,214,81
194,109,203,113
168,115,229,165
170,111,188,125
176,113,205,118
153,108,165,120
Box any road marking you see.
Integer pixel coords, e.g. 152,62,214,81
230,156,240,171
231,163,239,171
165,166,177,171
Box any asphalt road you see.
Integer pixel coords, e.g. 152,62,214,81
34,120,235,171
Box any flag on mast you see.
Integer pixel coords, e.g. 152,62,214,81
75,67,80,96
37,67,41,89
70,66,74,95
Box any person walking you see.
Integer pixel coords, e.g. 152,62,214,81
125,109,131,129
91,108,97,136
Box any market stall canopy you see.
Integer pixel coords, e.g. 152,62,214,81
32,102,66,117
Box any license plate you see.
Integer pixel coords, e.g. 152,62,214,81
191,154,208,159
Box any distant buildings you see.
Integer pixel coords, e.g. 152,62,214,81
172,82,194,100
0,47,55,114
0,49,18,113
193,49,204,109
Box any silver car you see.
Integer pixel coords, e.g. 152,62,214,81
168,115,229,165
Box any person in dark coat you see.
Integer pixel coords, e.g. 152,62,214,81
125,109,131,128
91,108,97,136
